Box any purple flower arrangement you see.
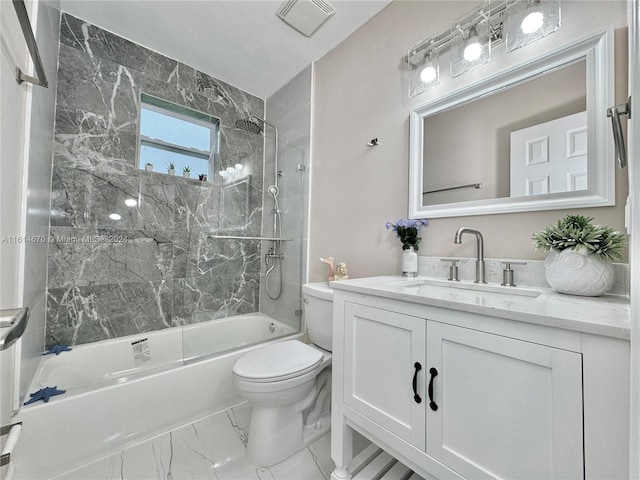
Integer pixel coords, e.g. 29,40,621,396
385,219,429,251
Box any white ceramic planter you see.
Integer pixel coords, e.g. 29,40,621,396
544,249,614,296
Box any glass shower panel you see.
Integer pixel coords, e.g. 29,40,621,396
181,137,306,362
259,138,306,332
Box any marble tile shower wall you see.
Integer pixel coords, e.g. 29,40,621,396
46,13,266,348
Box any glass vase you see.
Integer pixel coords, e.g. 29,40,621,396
402,246,418,277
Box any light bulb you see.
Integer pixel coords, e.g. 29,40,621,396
463,39,482,61
521,11,544,34
226,167,235,174
420,64,437,83
235,163,243,171
124,198,137,207
109,213,122,221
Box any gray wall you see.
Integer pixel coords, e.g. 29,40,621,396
46,13,267,347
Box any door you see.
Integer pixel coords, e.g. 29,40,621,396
343,303,426,449
510,111,588,196
426,321,584,480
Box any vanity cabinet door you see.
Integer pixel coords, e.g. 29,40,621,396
426,321,584,480
343,303,426,450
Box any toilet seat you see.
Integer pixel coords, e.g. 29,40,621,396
232,340,323,383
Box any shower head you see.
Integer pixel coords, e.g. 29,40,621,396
235,119,262,134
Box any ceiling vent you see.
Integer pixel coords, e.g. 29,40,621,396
276,0,336,37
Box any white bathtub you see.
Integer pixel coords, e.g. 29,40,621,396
11,313,300,480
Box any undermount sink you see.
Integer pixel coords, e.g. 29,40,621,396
389,278,544,298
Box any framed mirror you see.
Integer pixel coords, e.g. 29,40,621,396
409,29,614,219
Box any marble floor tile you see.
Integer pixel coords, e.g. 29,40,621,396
54,455,121,480
55,404,332,480
268,448,330,480
307,434,334,479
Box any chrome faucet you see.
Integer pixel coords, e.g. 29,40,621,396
453,227,486,284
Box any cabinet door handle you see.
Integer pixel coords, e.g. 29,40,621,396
412,362,422,404
428,367,438,411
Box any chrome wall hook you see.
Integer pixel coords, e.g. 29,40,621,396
367,138,379,147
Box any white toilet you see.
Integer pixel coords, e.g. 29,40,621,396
232,282,333,466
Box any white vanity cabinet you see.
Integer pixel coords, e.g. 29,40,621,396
343,303,427,450
426,321,583,479
332,287,630,480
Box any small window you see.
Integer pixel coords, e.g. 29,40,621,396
138,94,218,176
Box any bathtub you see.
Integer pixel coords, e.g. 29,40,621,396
11,313,300,480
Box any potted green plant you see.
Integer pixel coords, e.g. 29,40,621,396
182,166,191,178
532,214,625,296
145,162,153,172
167,162,175,175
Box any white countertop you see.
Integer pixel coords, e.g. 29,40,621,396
330,276,631,340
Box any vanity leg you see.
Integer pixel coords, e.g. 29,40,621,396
331,466,351,480
331,416,353,480
331,293,353,479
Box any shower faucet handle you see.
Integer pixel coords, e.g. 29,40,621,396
266,250,284,260
440,258,459,281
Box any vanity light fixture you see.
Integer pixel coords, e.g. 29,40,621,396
463,26,483,61
463,42,483,62
521,10,544,33
405,0,561,96
505,0,561,52
421,62,438,83
408,34,440,97
451,2,492,78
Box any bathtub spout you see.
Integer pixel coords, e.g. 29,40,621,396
303,367,331,426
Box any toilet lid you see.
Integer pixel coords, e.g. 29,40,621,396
233,340,323,382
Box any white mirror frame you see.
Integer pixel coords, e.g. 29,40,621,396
409,28,614,219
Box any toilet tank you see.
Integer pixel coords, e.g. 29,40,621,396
302,283,333,352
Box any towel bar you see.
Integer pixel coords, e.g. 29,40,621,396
0,423,22,467
12,0,48,87
208,235,294,241
423,183,482,195
0,308,29,351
